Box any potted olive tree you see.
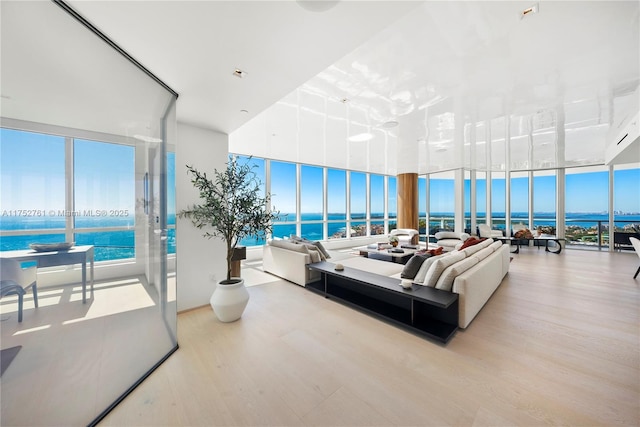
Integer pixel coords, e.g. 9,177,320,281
179,157,279,322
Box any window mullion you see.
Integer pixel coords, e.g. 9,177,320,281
66,137,74,243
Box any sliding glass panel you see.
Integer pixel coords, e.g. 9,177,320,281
533,170,557,235
565,166,608,248
510,171,529,229
491,172,506,232
476,171,487,227
418,176,427,237
301,165,323,240
271,160,296,237
327,168,346,239
388,176,397,231
0,129,66,239
429,171,454,233
613,164,640,250
370,174,384,234
350,171,366,221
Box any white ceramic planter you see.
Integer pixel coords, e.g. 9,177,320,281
210,278,249,322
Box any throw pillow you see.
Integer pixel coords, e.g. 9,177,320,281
401,254,430,279
413,254,445,284
427,246,444,256
460,237,486,250
313,240,331,259
434,256,479,291
423,251,466,288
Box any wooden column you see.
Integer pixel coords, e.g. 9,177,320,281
397,173,419,236
230,246,246,278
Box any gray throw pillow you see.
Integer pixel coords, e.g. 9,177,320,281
313,240,331,259
401,254,430,279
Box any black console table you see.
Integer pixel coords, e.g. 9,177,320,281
307,261,458,343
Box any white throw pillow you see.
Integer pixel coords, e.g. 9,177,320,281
434,256,479,291
413,254,444,284
424,251,465,288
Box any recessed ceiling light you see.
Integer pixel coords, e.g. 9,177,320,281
381,120,399,129
348,133,374,142
240,109,248,114
233,68,247,78
340,98,350,103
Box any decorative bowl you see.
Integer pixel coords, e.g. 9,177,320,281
29,242,75,252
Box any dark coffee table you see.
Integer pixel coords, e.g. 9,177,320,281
307,261,458,343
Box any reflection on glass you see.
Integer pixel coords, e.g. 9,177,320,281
75,230,134,261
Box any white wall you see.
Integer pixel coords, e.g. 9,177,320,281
176,123,229,311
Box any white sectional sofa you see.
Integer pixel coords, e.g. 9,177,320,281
262,237,509,329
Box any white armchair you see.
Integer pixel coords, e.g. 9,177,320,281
0,258,38,322
434,231,470,252
389,228,419,245
478,224,503,238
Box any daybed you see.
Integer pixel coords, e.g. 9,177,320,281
262,237,509,329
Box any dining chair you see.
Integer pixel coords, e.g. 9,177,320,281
0,258,38,322
630,237,640,279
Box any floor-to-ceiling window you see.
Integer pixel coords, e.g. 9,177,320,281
300,164,323,241
532,170,557,234
0,129,67,248
613,164,640,249
565,166,609,247
476,171,487,229
327,168,347,239
418,176,427,237
429,171,454,233
388,176,397,231
491,172,506,232
510,171,529,230
370,173,385,235
270,160,297,239
350,171,367,236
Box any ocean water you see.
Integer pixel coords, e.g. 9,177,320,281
0,215,176,262
2,212,638,261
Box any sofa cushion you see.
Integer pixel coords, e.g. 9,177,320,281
424,251,466,288
290,235,331,259
474,246,495,261
434,256,479,291
305,246,322,262
269,239,309,253
489,240,503,251
460,241,487,257
401,254,431,279
313,241,331,259
413,254,445,284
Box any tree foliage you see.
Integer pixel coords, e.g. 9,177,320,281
179,157,279,282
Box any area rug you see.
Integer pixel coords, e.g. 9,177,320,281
1,345,22,376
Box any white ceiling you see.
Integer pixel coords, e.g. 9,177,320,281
2,1,639,174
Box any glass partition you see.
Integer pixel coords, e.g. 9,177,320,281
0,2,177,425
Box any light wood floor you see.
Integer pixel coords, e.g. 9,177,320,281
100,248,640,426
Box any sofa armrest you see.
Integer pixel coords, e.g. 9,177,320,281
262,245,318,286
